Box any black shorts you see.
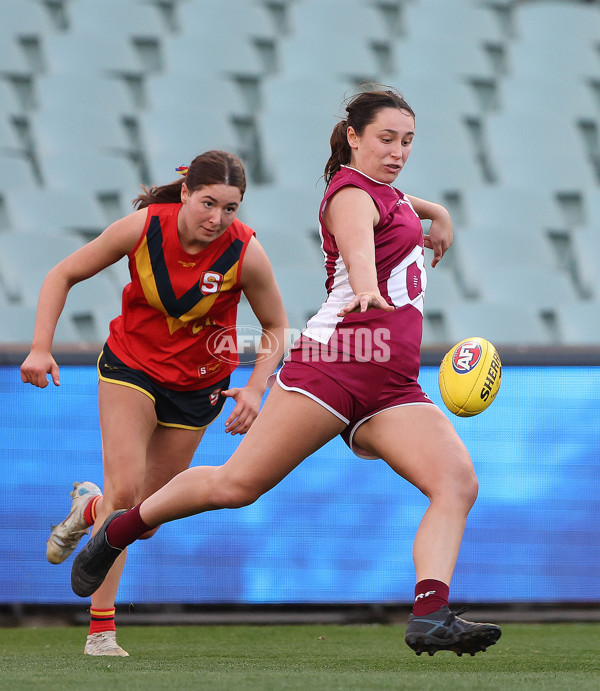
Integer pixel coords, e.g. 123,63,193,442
97,344,230,430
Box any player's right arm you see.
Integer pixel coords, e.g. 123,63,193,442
324,186,395,316
20,209,148,388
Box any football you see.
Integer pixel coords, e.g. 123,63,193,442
438,337,502,417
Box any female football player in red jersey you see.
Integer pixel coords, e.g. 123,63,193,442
20,150,287,656
71,89,501,657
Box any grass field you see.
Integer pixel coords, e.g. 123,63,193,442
1,623,599,690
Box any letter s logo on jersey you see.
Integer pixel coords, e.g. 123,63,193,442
451,340,482,374
199,271,223,295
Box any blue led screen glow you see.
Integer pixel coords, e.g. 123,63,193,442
1,364,599,604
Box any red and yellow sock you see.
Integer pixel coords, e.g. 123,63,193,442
89,607,116,635
83,495,101,527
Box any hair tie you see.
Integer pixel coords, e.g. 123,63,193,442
175,165,189,176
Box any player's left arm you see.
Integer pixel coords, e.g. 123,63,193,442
406,195,453,268
221,236,288,435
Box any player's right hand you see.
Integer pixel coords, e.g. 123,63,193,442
337,291,394,317
20,351,60,388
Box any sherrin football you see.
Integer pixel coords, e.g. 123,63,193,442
438,337,501,417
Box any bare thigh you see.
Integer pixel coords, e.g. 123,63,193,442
143,424,206,498
98,379,206,505
354,404,477,498
98,380,156,502
139,382,349,522
200,382,347,506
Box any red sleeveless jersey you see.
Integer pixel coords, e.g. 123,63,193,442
107,203,255,390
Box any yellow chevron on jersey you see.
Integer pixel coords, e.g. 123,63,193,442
106,204,255,390
133,215,244,335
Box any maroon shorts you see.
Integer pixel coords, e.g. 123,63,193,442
275,339,433,459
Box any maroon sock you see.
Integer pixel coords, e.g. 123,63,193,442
106,503,153,550
412,579,450,616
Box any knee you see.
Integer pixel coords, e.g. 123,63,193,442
208,469,264,509
102,485,140,514
429,457,479,512
456,466,479,511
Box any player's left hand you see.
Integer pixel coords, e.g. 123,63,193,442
424,214,453,267
221,385,263,435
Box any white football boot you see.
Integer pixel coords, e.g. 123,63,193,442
84,631,129,656
46,481,102,564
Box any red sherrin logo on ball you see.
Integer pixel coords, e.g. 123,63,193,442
451,340,482,374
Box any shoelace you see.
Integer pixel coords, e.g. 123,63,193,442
443,605,469,627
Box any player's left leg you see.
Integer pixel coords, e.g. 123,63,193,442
354,404,500,656
355,404,476,584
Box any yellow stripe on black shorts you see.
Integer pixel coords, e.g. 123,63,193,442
97,343,230,430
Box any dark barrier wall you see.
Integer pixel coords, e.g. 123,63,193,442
1,354,599,604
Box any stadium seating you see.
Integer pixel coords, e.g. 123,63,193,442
0,304,82,344
31,107,133,161
485,111,598,195
555,301,600,345
239,182,323,237
443,301,555,346
0,0,599,347
3,187,106,237
176,0,278,44
499,74,599,122
140,105,241,183
0,30,42,88
34,73,137,120
280,0,388,81
570,229,600,301
0,231,123,342
451,225,560,298
0,0,55,39
478,265,580,312
42,32,147,80
0,80,23,117
0,155,38,190
425,267,465,314
37,153,143,218
67,0,165,42
515,1,600,46
461,183,562,232
0,117,25,159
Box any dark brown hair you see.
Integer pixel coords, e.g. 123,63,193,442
133,150,247,209
324,87,415,185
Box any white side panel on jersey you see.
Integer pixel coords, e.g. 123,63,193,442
387,245,427,314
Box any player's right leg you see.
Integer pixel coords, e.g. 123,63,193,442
46,481,102,564
83,379,159,656
72,384,347,596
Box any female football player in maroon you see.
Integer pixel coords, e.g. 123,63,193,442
71,89,501,657
21,150,287,655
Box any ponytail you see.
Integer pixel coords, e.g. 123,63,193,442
324,119,350,185
133,179,183,210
